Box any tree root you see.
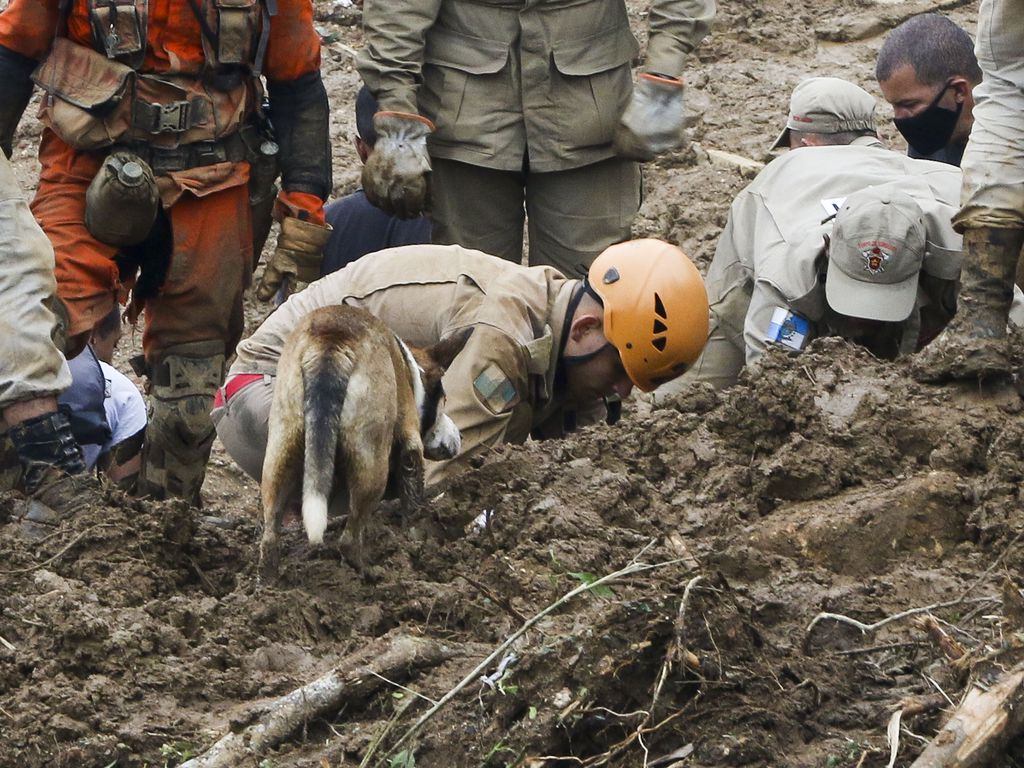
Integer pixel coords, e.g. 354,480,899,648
179,631,455,768
909,662,1024,768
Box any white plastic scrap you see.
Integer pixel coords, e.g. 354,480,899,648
480,652,519,690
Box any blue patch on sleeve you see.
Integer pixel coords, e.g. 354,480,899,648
765,307,811,351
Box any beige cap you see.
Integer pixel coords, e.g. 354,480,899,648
825,187,927,322
770,77,878,150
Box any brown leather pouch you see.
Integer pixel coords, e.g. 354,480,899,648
32,37,135,149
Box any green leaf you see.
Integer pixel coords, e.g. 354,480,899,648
389,749,416,768
568,571,614,598
528,706,538,720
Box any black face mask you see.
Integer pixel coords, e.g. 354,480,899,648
893,81,963,156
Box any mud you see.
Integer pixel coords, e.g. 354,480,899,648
5,1,1024,767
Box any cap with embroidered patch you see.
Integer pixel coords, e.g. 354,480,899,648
770,77,878,150
825,187,927,323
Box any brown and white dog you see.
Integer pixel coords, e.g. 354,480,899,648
258,305,472,580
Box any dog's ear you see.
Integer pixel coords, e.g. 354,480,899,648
428,327,474,370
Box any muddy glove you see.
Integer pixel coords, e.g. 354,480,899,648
361,111,434,219
255,216,333,302
613,73,686,162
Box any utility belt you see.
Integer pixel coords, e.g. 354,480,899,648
114,122,261,177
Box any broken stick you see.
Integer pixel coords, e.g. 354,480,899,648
179,631,454,768
908,662,1024,768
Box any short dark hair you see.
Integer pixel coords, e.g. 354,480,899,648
790,128,878,146
93,303,122,340
355,85,380,148
876,14,982,86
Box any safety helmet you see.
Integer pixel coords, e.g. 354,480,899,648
587,239,709,392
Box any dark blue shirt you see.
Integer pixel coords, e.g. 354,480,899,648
908,142,965,167
320,189,432,276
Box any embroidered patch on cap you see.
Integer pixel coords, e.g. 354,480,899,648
765,306,811,351
859,240,895,275
473,364,519,414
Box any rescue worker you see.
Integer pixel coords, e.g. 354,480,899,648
913,0,1024,381
355,0,715,277
875,14,980,167
0,149,101,518
0,0,333,505
213,239,710,485
670,80,970,391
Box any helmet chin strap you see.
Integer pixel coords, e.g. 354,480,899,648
562,278,613,366
563,340,613,367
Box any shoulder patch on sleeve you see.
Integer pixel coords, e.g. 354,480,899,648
473,363,520,414
765,306,811,351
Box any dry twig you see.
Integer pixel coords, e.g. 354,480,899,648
377,554,689,766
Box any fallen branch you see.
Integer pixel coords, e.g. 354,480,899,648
180,631,454,768
375,554,689,767
909,663,1024,768
916,615,966,662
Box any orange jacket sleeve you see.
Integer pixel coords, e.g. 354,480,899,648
0,0,60,60
264,0,322,82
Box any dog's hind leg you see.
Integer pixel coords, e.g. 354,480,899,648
259,418,303,584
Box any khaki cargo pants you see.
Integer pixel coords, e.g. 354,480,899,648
431,156,641,278
955,0,1024,231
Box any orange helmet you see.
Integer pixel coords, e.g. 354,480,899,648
587,239,709,392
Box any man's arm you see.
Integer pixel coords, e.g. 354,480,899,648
744,279,816,366
0,0,62,158
355,0,445,115
425,325,533,486
646,0,716,78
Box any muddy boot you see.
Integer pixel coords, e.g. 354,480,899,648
138,341,225,506
8,411,103,531
913,227,1024,382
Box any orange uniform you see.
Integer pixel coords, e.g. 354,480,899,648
0,0,325,359
0,0,331,503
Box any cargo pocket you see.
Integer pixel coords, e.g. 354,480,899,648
216,0,260,65
550,26,638,151
422,26,510,155
32,38,135,150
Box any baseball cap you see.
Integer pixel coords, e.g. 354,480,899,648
770,77,878,150
354,85,380,147
825,187,927,322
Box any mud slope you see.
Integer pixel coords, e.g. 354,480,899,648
5,0,1021,766
3,338,1024,767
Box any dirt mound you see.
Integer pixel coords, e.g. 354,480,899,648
3,338,1023,767
7,0,1024,765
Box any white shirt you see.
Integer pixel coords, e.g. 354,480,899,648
81,362,147,470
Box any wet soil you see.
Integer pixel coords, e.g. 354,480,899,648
5,2,1024,767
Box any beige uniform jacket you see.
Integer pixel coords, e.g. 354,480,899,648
357,0,714,173
688,140,967,390
231,244,580,479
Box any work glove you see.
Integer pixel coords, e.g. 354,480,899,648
255,216,333,302
360,111,433,219
613,73,686,162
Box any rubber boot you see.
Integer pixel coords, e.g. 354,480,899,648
138,341,225,506
8,411,104,529
912,227,1024,382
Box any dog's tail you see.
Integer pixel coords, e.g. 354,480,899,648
301,353,349,544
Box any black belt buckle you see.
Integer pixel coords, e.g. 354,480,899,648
194,141,227,166
149,146,190,176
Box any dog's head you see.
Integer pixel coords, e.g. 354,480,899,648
407,328,474,461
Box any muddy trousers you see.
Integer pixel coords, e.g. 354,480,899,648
138,341,225,505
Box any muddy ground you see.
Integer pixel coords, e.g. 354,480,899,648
5,1,1024,766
